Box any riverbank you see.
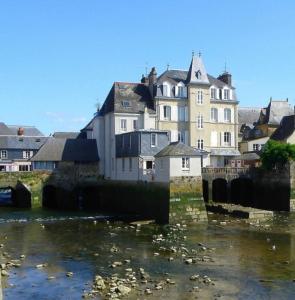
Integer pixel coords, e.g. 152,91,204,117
0,209,294,299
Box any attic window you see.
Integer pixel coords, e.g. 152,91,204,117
122,100,130,107
19,138,23,142
36,138,41,142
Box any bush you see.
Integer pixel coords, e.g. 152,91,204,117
261,140,295,170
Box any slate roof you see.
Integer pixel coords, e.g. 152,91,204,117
53,132,80,139
155,142,202,157
0,136,47,150
210,149,240,156
31,138,99,162
238,107,261,126
232,152,260,161
99,82,155,116
270,115,295,141
7,125,44,136
155,70,236,99
257,100,294,126
0,123,13,135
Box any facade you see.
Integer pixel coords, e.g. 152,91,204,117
239,99,294,153
154,142,202,183
85,54,240,180
0,122,47,171
115,130,169,181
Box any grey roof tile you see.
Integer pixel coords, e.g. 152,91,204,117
155,142,202,157
270,115,295,141
53,132,80,139
0,136,47,150
31,138,99,162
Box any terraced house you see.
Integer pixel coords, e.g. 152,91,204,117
84,54,240,180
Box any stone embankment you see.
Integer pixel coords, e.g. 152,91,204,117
206,203,274,220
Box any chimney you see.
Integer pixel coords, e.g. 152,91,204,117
17,127,24,136
218,72,232,86
141,74,149,85
148,67,157,97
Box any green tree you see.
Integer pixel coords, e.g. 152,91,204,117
260,140,295,170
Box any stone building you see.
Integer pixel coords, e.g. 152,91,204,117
84,54,240,180
239,99,294,153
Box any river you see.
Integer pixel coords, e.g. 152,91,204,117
0,208,295,299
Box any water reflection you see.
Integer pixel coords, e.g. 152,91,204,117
0,209,295,299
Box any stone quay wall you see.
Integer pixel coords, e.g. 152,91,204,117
169,176,207,223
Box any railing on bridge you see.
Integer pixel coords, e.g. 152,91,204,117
202,167,250,175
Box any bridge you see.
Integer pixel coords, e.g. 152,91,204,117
201,166,295,212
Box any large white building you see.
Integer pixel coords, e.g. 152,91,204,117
83,55,240,179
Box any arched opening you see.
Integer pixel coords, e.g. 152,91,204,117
0,187,14,206
42,185,58,209
212,178,228,203
202,180,209,202
230,178,253,206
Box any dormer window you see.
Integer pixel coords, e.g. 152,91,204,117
178,86,184,97
122,100,130,107
224,89,230,100
163,84,168,96
211,88,216,99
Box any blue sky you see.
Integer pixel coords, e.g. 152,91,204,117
0,0,295,135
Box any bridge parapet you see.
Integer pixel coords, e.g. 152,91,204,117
202,167,250,182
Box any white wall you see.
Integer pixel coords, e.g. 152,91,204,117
170,156,202,177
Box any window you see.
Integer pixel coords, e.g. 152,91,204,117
197,90,203,104
211,88,216,99
19,165,30,172
146,161,153,169
122,158,125,172
0,150,7,159
163,84,168,96
197,114,203,129
133,120,137,130
129,158,132,171
163,106,171,120
224,108,231,123
219,89,222,99
122,100,130,107
36,138,41,142
178,131,185,143
197,139,204,150
151,133,157,147
120,119,127,131
178,86,184,97
224,132,231,146
224,89,230,100
211,108,218,122
179,107,185,121
23,151,33,159
253,144,260,151
182,157,190,170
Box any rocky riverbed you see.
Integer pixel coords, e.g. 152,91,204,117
0,208,295,299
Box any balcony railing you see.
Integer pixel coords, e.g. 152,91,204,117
202,167,249,175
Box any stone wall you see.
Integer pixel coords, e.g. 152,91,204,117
169,176,208,223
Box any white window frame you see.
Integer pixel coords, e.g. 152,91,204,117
197,114,203,129
178,86,184,97
0,150,7,159
182,157,190,170
224,108,231,123
151,133,157,147
211,88,216,99
23,150,32,159
224,89,230,100
211,108,218,122
163,105,171,121
253,144,260,151
197,139,204,150
120,119,127,131
197,90,203,104
224,132,231,146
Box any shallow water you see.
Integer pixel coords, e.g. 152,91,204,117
0,208,295,299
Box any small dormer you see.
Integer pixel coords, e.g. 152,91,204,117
175,81,187,98
162,81,171,97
